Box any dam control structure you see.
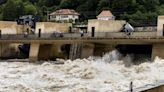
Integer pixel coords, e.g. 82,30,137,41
0,16,164,61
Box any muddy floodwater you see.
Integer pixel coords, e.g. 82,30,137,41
0,51,164,92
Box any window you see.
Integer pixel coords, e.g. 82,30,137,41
61,15,68,18
52,16,56,18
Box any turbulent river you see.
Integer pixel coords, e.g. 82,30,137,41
0,50,163,92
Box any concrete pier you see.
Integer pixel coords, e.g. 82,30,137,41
38,44,53,60
81,43,95,59
29,43,40,61
26,41,164,61
152,43,164,60
94,44,116,56
38,44,68,60
129,80,164,92
157,16,164,36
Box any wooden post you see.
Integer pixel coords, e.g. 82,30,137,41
0,30,1,38
69,26,72,33
91,27,95,37
38,29,41,38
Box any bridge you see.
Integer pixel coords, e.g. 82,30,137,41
1,35,164,45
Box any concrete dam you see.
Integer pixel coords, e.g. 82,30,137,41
0,14,164,92
0,33,163,62
0,16,164,62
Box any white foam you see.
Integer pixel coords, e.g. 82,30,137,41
0,52,163,92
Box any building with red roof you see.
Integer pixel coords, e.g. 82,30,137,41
49,9,80,23
97,10,115,20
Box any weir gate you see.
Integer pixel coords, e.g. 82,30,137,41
0,31,163,61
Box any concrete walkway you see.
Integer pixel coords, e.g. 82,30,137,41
126,80,164,92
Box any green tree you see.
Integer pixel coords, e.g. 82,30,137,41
112,0,137,14
3,0,16,20
16,0,25,17
0,0,161,25
137,0,159,12
77,0,99,19
0,0,7,4
97,0,111,13
59,0,79,9
59,0,71,8
24,3,37,15
157,5,164,15
159,0,164,4
38,0,60,7
29,0,38,4
2,0,24,21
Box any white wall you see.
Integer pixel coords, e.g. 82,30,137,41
50,15,79,22
0,21,17,34
1,28,17,34
35,22,72,34
97,16,115,20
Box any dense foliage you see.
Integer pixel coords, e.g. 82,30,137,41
0,0,164,26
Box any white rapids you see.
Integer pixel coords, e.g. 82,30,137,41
0,50,163,92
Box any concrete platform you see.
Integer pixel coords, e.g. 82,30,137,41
126,80,164,92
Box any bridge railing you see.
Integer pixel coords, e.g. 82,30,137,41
0,31,158,40
1,34,38,40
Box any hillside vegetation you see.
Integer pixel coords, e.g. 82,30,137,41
0,0,164,26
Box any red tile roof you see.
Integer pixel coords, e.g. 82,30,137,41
97,10,114,17
49,9,80,16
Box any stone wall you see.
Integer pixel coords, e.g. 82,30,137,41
157,16,164,36
0,21,22,34
88,19,126,33
35,22,72,33
0,21,72,34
